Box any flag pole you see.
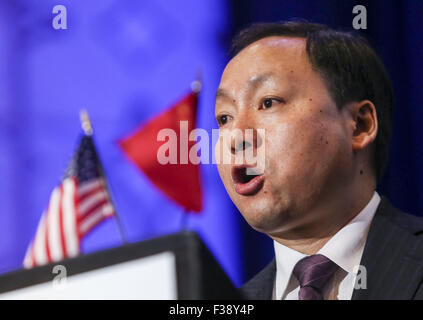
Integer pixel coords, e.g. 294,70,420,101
180,208,189,231
179,77,202,231
80,110,128,244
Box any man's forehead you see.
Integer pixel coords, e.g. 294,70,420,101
246,36,306,51
232,36,306,63
220,36,308,89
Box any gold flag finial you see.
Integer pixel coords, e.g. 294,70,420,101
80,109,93,136
191,71,202,93
190,79,202,93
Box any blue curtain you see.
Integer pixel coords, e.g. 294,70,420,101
0,0,249,287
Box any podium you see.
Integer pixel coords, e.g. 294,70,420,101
0,231,241,299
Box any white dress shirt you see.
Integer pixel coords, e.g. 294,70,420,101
273,191,381,300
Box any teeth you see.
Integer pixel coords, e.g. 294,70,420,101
232,166,262,185
245,167,259,176
240,168,258,183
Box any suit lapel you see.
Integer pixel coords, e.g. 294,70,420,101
240,259,276,300
352,197,423,299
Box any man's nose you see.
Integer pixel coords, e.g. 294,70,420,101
231,133,254,155
226,117,262,156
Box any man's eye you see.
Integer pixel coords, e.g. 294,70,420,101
261,98,283,110
217,115,229,126
262,98,280,109
263,98,273,109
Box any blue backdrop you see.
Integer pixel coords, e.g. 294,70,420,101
0,0,421,287
0,0,245,285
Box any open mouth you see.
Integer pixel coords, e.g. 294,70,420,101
231,165,265,196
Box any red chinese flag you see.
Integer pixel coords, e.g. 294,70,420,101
119,91,203,212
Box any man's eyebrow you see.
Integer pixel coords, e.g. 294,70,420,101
216,88,232,100
216,73,276,100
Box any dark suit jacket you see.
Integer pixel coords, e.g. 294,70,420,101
240,196,423,300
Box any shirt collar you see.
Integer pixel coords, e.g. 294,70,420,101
274,238,306,299
319,191,380,273
274,191,380,298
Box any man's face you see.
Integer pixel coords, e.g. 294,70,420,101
215,37,355,236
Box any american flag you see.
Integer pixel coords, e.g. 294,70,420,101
23,134,115,268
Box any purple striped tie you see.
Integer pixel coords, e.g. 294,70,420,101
292,254,339,300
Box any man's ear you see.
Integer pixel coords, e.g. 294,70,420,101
349,100,378,152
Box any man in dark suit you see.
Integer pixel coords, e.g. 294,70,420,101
214,21,423,299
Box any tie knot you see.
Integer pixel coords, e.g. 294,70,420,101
293,254,338,291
